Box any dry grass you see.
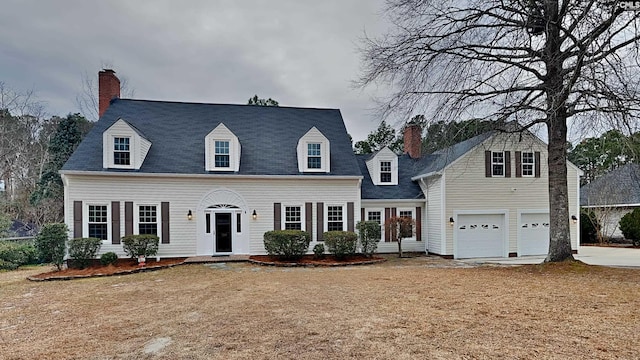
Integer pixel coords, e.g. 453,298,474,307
1,257,639,359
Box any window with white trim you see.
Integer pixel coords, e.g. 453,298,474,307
307,143,322,169
284,206,302,230
214,140,230,168
113,137,131,166
138,205,158,235
398,209,415,239
327,205,344,231
380,161,392,183
492,151,505,177
367,211,381,224
522,152,534,177
88,205,108,240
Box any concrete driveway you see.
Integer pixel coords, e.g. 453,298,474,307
460,246,640,267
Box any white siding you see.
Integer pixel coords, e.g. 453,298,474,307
422,176,443,255
443,132,580,256
361,200,425,253
365,147,399,185
64,174,360,257
297,127,330,173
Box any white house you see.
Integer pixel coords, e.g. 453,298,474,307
61,70,582,259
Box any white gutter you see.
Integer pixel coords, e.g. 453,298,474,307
59,170,363,181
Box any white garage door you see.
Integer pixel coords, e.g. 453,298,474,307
456,214,505,258
520,213,550,256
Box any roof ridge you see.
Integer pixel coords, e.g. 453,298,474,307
113,98,340,111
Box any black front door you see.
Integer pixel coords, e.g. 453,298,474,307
215,213,232,252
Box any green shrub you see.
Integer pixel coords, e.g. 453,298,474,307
34,223,68,271
324,231,358,259
580,210,600,244
619,209,640,247
313,243,325,259
356,221,381,257
0,241,39,270
121,234,159,260
100,252,118,266
263,230,310,259
67,237,102,269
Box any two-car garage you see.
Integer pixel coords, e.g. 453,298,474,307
453,211,550,258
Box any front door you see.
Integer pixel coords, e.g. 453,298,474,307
215,213,232,252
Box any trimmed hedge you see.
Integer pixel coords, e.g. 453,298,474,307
34,223,68,270
263,230,311,259
313,243,325,259
620,208,640,246
0,241,39,270
121,234,159,260
356,221,381,257
100,252,118,266
324,231,358,259
68,237,102,269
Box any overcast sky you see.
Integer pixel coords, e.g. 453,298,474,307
0,0,393,142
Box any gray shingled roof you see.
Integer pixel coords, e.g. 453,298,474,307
580,164,640,206
357,154,425,200
62,99,361,176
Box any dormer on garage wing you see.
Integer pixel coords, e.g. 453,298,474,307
102,118,152,170
366,146,398,185
297,127,330,173
205,123,241,172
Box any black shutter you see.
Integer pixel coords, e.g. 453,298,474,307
485,151,492,177
535,151,541,178
305,202,313,241
111,201,120,244
515,151,522,178
347,202,354,232
317,203,324,241
415,207,422,242
161,202,170,244
384,208,391,242
73,201,82,238
125,202,133,236
274,203,281,230
505,151,511,178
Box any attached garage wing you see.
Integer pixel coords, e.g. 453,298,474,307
455,213,506,258
519,212,550,256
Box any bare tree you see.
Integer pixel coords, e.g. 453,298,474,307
76,68,135,121
358,0,640,262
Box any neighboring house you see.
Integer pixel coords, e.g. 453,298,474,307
61,70,582,259
580,164,640,239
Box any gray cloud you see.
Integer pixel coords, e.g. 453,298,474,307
0,0,395,142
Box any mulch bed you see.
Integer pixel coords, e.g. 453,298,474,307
249,254,385,267
28,258,186,281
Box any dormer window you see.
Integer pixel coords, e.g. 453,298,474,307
103,119,151,170
307,143,322,169
365,147,398,185
205,123,241,172
297,127,330,173
380,161,392,183
215,141,230,168
113,137,131,165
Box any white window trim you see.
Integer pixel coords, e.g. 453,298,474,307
380,161,392,183
521,151,535,177
108,135,135,169
213,139,232,169
297,127,330,173
304,141,326,172
281,204,306,231
83,203,112,244
133,203,162,242
397,207,416,241
204,123,241,172
491,151,505,177
365,208,385,241
325,204,346,232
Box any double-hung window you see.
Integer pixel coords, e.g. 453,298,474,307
138,205,158,235
88,205,108,240
113,137,131,166
307,143,322,169
327,205,343,231
380,161,392,183
214,141,230,168
492,151,505,177
398,209,414,239
284,206,302,230
522,152,534,177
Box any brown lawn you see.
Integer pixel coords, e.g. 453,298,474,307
1,256,639,359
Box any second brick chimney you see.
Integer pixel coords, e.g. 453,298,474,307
98,69,121,118
403,122,422,159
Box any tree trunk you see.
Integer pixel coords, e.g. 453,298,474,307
546,117,574,262
397,238,403,258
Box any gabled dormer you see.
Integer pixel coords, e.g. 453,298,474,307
205,123,241,172
102,118,151,170
297,127,330,173
366,146,398,185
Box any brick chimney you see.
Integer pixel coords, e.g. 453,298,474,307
403,122,422,159
98,69,120,118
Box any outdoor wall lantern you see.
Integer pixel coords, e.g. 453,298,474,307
252,210,258,220
187,210,193,221
449,217,455,226
571,215,577,224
